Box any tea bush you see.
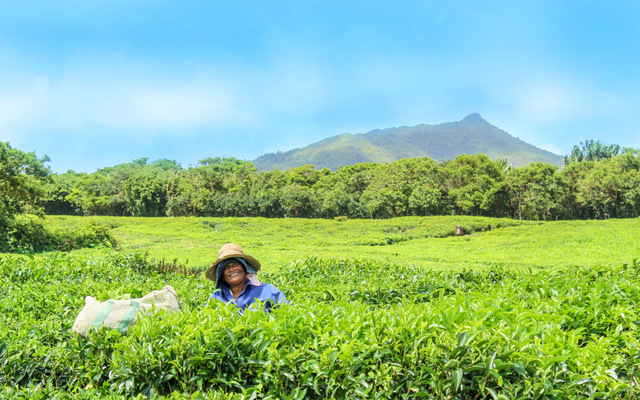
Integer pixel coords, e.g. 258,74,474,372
51,220,118,251
3,214,53,253
1,216,117,253
44,215,640,275
1,252,640,398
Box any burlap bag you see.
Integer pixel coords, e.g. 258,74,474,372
72,285,181,337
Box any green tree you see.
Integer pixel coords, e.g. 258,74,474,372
43,170,85,215
248,169,286,218
122,159,180,216
440,154,509,217
558,161,594,219
360,158,440,218
66,173,126,215
316,163,378,218
123,169,170,217
0,142,52,250
280,184,320,217
564,140,622,164
165,158,257,217
197,157,257,191
506,163,563,220
408,186,443,216
570,151,640,218
66,158,168,216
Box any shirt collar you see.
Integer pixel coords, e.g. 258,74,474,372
222,279,254,298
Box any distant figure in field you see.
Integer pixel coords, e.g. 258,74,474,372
455,225,465,236
206,243,288,311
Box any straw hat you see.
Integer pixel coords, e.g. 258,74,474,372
205,243,261,282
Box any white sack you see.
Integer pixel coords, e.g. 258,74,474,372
72,285,181,337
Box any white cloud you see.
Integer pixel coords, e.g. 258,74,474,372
515,80,589,123
0,51,341,140
95,82,249,130
0,77,48,124
0,55,261,135
512,75,639,125
258,50,332,116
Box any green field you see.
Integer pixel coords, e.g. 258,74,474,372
48,215,640,272
2,216,640,399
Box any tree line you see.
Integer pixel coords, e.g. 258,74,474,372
41,141,640,221
1,142,117,252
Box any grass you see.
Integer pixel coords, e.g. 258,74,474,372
45,215,640,273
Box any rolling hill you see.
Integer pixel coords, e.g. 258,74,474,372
252,113,564,171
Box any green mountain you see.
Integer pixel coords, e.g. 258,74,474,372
252,113,565,171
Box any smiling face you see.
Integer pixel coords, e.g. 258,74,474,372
222,260,247,287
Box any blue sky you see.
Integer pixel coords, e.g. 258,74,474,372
1,1,639,173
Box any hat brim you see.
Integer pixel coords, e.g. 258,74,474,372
205,253,261,282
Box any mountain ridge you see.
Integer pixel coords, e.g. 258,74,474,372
252,114,564,171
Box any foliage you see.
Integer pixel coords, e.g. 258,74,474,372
41,215,530,270
43,170,85,215
49,220,118,252
41,215,640,275
562,151,640,219
506,163,563,220
440,155,509,217
44,146,640,221
0,142,53,251
60,158,181,217
4,214,52,252
0,142,121,253
3,215,117,253
1,248,640,398
564,140,623,164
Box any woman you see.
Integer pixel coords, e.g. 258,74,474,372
206,243,288,311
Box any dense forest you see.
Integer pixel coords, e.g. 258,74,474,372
41,140,639,221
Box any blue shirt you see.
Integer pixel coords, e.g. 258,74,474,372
210,281,288,311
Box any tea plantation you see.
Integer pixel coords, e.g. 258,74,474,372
1,216,640,399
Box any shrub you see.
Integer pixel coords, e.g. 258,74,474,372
3,214,52,252
1,216,117,253
2,252,640,398
52,221,117,251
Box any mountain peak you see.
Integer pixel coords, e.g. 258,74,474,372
461,113,486,123
252,115,565,171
